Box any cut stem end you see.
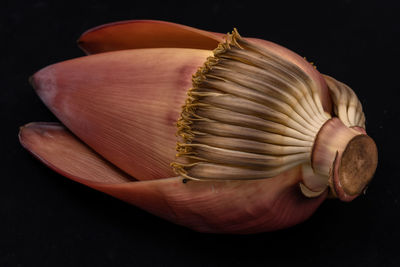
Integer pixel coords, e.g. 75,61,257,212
331,134,378,201
311,118,378,201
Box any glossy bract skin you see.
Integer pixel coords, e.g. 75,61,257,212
20,20,343,234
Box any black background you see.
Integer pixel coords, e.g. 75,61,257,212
2,0,400,266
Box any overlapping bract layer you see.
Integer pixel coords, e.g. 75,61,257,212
324,75,366,129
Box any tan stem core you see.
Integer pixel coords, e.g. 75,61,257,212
312,118,378,201
333,134,378,200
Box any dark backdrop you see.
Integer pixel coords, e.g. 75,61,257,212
2,0,399,266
